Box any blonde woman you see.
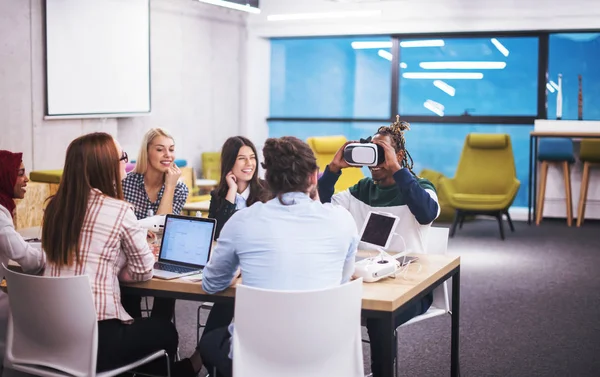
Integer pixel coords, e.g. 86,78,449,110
122,128,188,320
123,127,189,220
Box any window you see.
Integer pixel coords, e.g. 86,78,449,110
268,121,389,176
404,123,532,208
268,121,386,142
547,33,600,120
270,36,392,118
398,37,539,117
268,121,531,208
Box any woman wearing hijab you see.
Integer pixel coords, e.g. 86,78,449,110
0,150,46,370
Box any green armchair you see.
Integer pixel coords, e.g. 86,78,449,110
439,133,520,240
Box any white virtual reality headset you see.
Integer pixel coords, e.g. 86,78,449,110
343,143,385,167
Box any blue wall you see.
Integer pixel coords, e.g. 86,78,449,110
268,33,600,208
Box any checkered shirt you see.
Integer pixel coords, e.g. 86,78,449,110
44,189,155,323
122,172,189,220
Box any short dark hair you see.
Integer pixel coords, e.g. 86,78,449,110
261,136,318,204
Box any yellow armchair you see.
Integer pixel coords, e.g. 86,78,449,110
439,133,520,240
418,168,455,223
201,152,221,182
307,135,365,193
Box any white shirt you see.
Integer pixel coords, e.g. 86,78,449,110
0,205,46,363
234,186,250,210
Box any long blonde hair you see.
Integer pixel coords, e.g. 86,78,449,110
133,128,174,174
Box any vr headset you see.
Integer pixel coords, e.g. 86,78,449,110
343,139,385,167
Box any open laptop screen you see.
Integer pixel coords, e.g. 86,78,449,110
159,215,214,267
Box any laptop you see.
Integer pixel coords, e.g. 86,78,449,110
153,214,216,280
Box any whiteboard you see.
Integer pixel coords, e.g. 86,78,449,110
45,0,151,117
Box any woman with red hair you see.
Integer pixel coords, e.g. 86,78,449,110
0,150,46,370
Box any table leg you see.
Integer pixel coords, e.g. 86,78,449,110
451,266,461,377
532,137,538,226
528,134,534,224
380,312,396,377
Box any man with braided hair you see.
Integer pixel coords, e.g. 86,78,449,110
318,116,440,377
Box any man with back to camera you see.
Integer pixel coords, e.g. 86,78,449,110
318,117,440,377
195,136,360,377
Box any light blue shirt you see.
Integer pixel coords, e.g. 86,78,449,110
234,186,249,210
202,191,359,294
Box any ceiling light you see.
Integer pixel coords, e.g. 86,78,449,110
377,50,393,61
490,38,509,57
403,72,484,79
549,80,559,90
546,83,556,93
267,10,381,21
400,39,445,48
420,61,506,69
424,100,444,117
377,50,407,68
351,41,393,49
433,80,456,96
197,0,260,13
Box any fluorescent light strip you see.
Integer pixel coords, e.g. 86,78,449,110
400,39,445,48
352,41,393,49
490,38,509,57
433,80,456,96
377,50,407,68
268,10,381,21
549,80,559,90
197,0,260,13
424,100,445,117
403,72,484,79
377,50,393,61
420,61,506,69
546,83,556,93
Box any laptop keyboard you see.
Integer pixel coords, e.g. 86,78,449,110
154,262,198,274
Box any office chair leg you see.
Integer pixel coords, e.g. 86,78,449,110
495,213,505,240
458,215,465,230
450,210,461,237
505,210,515,232
165,352,171,377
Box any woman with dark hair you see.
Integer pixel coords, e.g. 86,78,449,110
196,136,358,377
209,136,269,239
0,151,45,369
42,133,202,376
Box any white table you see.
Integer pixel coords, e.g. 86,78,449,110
195,179,218,188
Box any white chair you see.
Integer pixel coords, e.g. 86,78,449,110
232,279,364,377
363,227,451,377
196,302,214,344
400,226,451,326
1,265,170,377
